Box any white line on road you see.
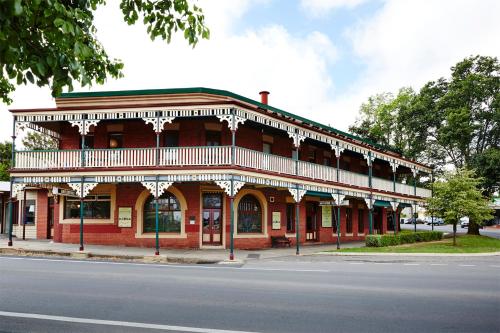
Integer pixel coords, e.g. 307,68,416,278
430,264,448,266
459,264,476,267
0,256,329,273
348,262,364,265
489,265,500,268
0,311,260,333
403,264,420,266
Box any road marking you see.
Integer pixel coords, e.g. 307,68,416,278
374,262,392,265
348,262,364,265
489,265,500,268
0,311,260,333
0,256,328,273
430,264,448,266
459,264,476,267
403,263,420,266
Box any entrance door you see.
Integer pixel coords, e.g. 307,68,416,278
202,193,223,246
306,202,318,241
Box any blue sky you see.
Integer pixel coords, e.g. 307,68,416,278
1,0,499,142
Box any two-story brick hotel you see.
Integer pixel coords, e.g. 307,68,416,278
4,88,431,258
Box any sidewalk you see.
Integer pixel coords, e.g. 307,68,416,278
0,236,365,264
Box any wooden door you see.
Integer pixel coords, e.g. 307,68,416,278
306,202,318,241
202,193,223,245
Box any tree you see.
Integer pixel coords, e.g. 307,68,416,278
426,169,493,245
0,0,209,104
22,132,58,150
0,141,12,181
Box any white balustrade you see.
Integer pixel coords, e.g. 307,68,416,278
14,147,432,198
372,177,394,192
297,161,336,182
159,146,231,166
15,150,81,169
85,148,157,168
235,147,295,175
338,169,369,188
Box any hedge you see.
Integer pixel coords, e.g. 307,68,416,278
366,231,443,247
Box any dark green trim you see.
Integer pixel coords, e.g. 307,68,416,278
374,200,392,208
60,87,391,153
305,190,334,199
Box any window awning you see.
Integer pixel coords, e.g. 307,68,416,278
305,191,334,199
374,200,392,208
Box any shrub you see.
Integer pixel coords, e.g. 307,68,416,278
365,231,443,247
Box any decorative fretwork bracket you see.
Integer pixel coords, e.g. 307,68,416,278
390,201,399,211
141,181,173,198
12,183,26,198
215,180,245,197
216,115,246,131
330,144,345,158
68,182,98,198
287,132,306,148
363,152,376,166
364,197,373,210
143,117,175,133
69,120,100,135
411,168,418,177
289,187,307,203
390,161,398,173
336,193,346,205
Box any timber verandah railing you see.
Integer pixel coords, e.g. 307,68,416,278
14,146,431,197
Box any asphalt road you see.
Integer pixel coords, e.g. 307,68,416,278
0,255,499,333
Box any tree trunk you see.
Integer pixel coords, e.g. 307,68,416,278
453,223,457,246
467,220,481,235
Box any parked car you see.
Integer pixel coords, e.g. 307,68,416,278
407,217,425,224
426,218,444,225
460,217,469,228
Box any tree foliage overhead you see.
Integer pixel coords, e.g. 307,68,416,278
349,55,500,194
426,169,493,245
0,0,209,104
0,141,12,181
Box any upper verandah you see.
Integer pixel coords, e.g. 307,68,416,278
9,87,432,172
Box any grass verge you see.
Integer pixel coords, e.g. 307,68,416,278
335,235,500,253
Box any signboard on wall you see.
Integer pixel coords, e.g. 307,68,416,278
321,206,332,227
272,211,281,230
118,207,132,227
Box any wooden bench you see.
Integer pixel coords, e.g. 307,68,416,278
271,235,291,248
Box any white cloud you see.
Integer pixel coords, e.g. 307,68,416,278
330,0,500,129
301,0,369,17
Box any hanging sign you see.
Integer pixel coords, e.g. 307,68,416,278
118,207,132,227
321,206,332,227
272,211,281,230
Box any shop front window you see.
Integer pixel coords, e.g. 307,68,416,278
143,192,181,233
237,195,262,233
64,195,111,219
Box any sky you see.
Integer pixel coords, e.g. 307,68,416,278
1,0,499,142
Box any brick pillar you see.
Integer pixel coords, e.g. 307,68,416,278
36,190,49,239
381,207,388,234
352,205,359,237
299,201,307,244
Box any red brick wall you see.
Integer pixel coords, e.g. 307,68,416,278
35,190,49,239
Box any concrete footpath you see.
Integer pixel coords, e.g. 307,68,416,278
0,236,364,264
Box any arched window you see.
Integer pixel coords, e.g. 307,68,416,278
143,192,181,233
237,195,262,233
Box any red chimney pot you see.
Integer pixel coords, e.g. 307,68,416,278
259,91,270,105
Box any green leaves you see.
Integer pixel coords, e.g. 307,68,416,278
0,0,209,103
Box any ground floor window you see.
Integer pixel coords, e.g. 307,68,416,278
23,200,36,224
238,195,262,233
346,208,352,233
64,195,111,219
143,192,181,233
286,203,295,233
358,209,364,233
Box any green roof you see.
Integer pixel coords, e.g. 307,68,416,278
59,87,394,154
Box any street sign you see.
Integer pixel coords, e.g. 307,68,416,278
319,201,336,206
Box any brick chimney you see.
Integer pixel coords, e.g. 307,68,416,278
259,91,270,105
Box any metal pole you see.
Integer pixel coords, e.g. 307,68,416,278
156,111,160,166
0,194,4,234
337,194,341,249
368,151,373,188
7,180,14,246
393,209,397,235
155,176,160,255
22,189,26,240
295,200,300,255
229,177,235,260
79,177,84,251
81,119,86,168
413,205,417,233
